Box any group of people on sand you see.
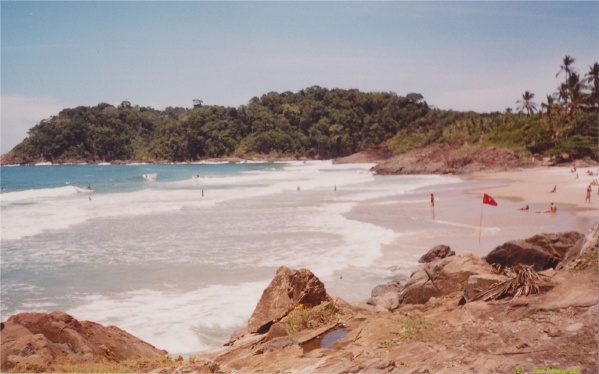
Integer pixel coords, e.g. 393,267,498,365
518,202,557,213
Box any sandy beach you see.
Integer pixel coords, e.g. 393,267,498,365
469,166,599,218
344,166,598,279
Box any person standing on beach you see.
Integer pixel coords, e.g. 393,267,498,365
430,193,435,209
586,185,592,203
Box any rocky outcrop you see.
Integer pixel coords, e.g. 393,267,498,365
188,225,598,373
484,231,584,271
418,244,455,263
399,253,496,305
247,266,330,334
2,226,597,374
371,144,533,175
0,311,167,372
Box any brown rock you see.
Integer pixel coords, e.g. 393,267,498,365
370,279,402,298
418,244,455,263
485,231,584,271
1,311,167,372
368,292,401,312
264,322,289,342
399,254,495,305
247,266,330,334
257,337,298,354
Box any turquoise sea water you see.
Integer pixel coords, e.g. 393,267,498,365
2,161,458,354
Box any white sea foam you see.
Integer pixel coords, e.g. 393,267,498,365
2,162,467,356
192,160,229,165
0,186,90,203
68,282,268,354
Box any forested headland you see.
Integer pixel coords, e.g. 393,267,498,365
3,56,598,165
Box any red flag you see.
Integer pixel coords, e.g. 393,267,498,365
483,193,497,206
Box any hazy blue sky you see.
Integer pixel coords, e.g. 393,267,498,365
2,1,598,153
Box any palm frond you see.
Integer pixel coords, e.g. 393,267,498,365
469,264,542,302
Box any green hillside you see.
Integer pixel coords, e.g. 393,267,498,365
5,57,598,164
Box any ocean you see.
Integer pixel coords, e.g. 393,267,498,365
1,161,591,355
1,161,459,354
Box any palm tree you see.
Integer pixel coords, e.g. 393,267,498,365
541,94,558,138
556,55,576,112
516,91,538,116
584,62,599,108
567,72,584,114
541,94,555,116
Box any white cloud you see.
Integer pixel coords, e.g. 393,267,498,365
1,95,69,154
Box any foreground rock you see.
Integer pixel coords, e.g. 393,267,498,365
246,266,331,335
3,225,597,373
184,225,597,374
399,253,499,305
0,311,167,372
485,231,584,271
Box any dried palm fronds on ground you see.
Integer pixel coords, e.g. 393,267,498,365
470,264,543,302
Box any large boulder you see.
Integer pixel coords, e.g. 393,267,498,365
247,266,330,334
399,254,496,305
1,311,167,372
418,244,455,263
370,279,402,298
367,280,402,312
484,231,584,271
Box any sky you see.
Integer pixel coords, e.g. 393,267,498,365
1,1,598,154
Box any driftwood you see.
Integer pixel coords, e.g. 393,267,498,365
470,264,542,302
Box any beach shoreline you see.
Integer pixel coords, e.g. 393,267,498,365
343,166,598,286
467,165,599,218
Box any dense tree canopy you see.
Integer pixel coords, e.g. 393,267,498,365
6,56,599,164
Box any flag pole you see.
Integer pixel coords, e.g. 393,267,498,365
479,193,497,247
479,201,484,245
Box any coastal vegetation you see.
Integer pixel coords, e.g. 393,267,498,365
5,56,598,164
